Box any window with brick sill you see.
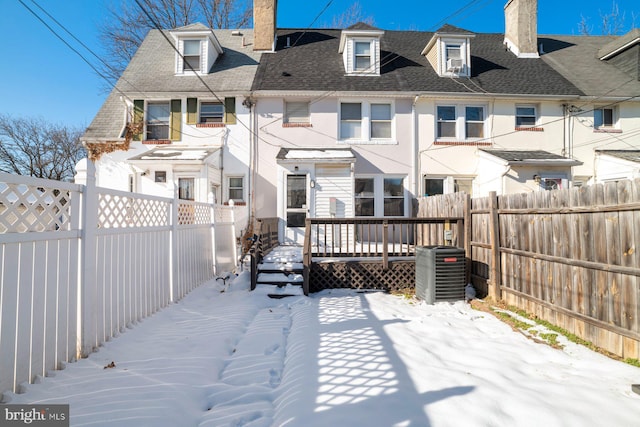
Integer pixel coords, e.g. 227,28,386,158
284,101,311,127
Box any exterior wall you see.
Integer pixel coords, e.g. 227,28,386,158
94,95,252,232
417,97,574,196
595,154,640,182
254,95,416,222
570,101,640,181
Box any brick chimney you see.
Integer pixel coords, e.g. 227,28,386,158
253,0,277,51
504,0,539,58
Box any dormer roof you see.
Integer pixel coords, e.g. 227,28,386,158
170,23,224,56
421,24,476,56
598,28,640,59
338,22,384,54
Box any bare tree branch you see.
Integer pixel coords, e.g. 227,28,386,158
98,0,252,88
327,1,375,29
0,115,85,181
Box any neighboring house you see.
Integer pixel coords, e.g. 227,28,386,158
594,150,640,182
82,25,262,234
540,28,640,187
249,0,586,243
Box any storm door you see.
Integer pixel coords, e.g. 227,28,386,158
285,174,308,244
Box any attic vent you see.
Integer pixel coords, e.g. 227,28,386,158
447,58,463,72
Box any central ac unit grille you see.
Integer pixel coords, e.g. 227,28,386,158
415,246,466,303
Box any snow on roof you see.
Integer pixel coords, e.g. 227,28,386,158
129,148,219,161
276,148,356,161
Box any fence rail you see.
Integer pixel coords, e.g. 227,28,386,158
0,162,235,398
418,179,640,359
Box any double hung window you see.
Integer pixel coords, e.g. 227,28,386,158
436,105,486,139
516,106,537,127
354,42,371,70
437,106,456,138
284,101,310,124
340,103,362,139
183,40,201,72
146,102,170,140
370,104,391,139
200,102,224,123
228,177,244,201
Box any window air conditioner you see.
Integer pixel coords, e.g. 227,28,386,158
447,58,463,72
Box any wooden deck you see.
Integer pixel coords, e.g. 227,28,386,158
251,216,468,295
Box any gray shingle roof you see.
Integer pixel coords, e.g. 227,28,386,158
482,150,582,165
596,150,640,163
252,28,582,95
83,29,261,141
540,34,640,97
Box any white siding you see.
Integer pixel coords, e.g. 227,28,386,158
314,165,353,249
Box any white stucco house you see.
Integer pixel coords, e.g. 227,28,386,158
82,25,263,235
82,0,640,246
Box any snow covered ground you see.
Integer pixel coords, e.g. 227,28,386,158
4,272,640,426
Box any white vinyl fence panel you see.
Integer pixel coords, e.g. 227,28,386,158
0,161,237,398
0,173,82,396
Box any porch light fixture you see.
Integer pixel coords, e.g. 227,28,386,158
533,174,541,183
310,180,316,188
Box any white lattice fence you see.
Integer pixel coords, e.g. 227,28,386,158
175,200,215,299
1,162,235,399
87,189,174,350
0,172,82,397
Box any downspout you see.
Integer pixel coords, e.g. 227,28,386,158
412,95,420,214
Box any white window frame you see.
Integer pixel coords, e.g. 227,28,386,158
593,106,616,129
177,177,196,201
538,175,568,192
440,38,470,77
339,100,395,144
340,102,362,140
465,106,485,139
227,176,244,202
515,105,537,128
200,101,224,123
182,39,202,72
354,176,375,216
354,40,372,71
146,101,171,140
435,103,487,140
437,106,457,139
354,175,407,217
284,101,310,124
423,175,474,197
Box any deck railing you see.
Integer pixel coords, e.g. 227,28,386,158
302,216,467,295
250,217,280,290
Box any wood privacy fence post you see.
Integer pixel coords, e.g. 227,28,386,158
489,191,502,301
75,159,98,358
303,218,311,296
463,193,472,285
382,220,389,270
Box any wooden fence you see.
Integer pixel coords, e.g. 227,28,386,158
418,179,640,359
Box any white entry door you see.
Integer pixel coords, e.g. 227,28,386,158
284,174,308,244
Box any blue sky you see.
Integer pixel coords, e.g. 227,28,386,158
1,0,638,129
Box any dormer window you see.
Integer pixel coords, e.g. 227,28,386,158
171,24,223,75
445,43,463,72
355,41,372,70
338,23,384,76
422,25,475,78
183,40,201,72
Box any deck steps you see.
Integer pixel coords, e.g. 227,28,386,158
255,246,304,298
